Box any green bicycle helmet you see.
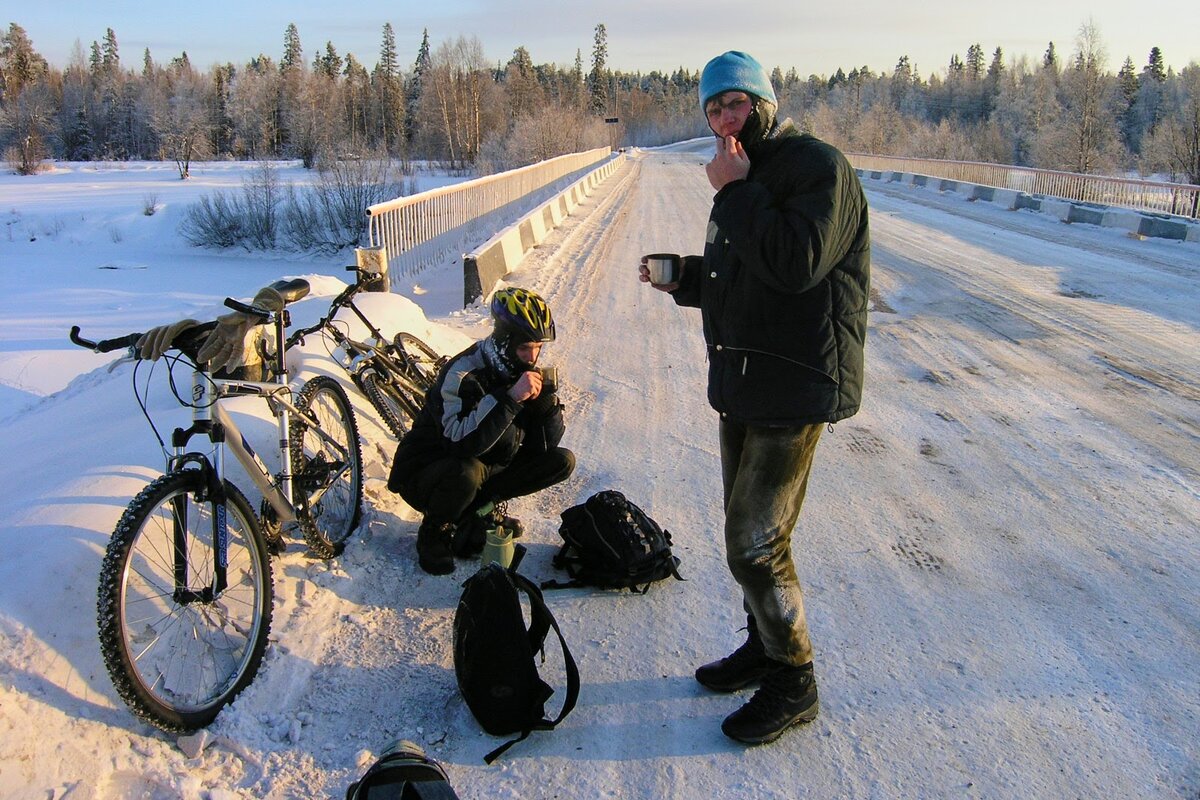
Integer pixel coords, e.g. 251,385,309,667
490,287,556,343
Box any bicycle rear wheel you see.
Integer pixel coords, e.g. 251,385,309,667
291,376,363,558
97,471,273,732
392,332,447,392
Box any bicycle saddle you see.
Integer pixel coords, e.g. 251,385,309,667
268,278,311,305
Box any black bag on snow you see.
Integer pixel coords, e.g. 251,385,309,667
453,560,579,764
345,739,459,800
544,490,684,593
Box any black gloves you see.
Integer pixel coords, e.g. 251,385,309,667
523,388,559,418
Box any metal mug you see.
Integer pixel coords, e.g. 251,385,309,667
645,253,681,284
537,365,558,392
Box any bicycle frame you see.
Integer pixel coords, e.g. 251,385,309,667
166,313,354,585
292,271,400,378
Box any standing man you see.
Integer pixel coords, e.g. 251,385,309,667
388,287,575,575
639,51,870,744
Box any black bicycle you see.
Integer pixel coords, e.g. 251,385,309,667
72,278,363,732
288,268,447,438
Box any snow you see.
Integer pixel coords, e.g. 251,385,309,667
1,148,1198,799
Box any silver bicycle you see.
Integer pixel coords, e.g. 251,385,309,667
71,278,363,731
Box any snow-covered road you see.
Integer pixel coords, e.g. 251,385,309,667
0,148,1196,798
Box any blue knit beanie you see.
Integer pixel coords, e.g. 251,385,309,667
699,51,777,109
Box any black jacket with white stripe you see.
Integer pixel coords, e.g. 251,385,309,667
388,339,565,489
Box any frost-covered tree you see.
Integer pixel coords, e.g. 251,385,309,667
504,46,541,120
1141,64,1200,188
1042,21,1122,173
1,23,48,101
419,35,500,166
343,53,370,153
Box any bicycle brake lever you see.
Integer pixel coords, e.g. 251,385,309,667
107,352,137,373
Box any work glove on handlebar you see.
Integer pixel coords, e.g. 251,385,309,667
135,285,286,371
137,319,201,361
195,286,286,373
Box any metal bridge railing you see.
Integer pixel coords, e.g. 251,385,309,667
367,148,613,277
846,154,1200,221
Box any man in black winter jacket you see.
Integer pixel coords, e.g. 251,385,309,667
639,51,870,745
388,288,575,575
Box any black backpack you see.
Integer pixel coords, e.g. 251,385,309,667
345,740,459,799
544,490,684,593
453,559,579,764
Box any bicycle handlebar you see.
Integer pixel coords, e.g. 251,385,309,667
344,265,386,289
287,271,372,347
69,326,142,353
224,297,272,320
69,321,218,359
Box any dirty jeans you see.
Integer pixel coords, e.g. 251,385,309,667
720,419,823,667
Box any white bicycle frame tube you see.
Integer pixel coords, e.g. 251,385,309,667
188,371,298,525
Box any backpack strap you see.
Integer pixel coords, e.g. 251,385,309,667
541,542,586,590
483,571,580,764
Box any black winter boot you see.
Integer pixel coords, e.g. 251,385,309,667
695,619,774,692
416,522,455,575
720,661,819,745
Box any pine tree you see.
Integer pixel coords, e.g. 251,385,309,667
965,44,984,80
169,52,192,75
211,64,236,155
770,66,784,100
1134,47,1168,141
588,23,608,115
379,23,398,77
987,48,1004,81
101,28,119,74
373,22,404,153
569,49,584,109
281,23,303,73
1043,42,1058,71
63,106,93,160
404,27,428,144
89,40,102,78
1118,57,1138,103
1144,47,1166,84
315,41,342,79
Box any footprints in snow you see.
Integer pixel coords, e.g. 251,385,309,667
837,425,947,573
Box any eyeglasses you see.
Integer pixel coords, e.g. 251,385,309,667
705,95,750,119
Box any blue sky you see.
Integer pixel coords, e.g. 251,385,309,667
11,0,1200,77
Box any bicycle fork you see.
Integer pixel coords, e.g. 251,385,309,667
168,371,297,599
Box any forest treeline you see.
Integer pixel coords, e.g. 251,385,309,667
2,20,1198,184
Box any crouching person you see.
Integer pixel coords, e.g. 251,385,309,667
388,288,575,575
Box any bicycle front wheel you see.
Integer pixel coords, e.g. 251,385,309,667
291,376,363,558
97,471,273,732
358,368,421,439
